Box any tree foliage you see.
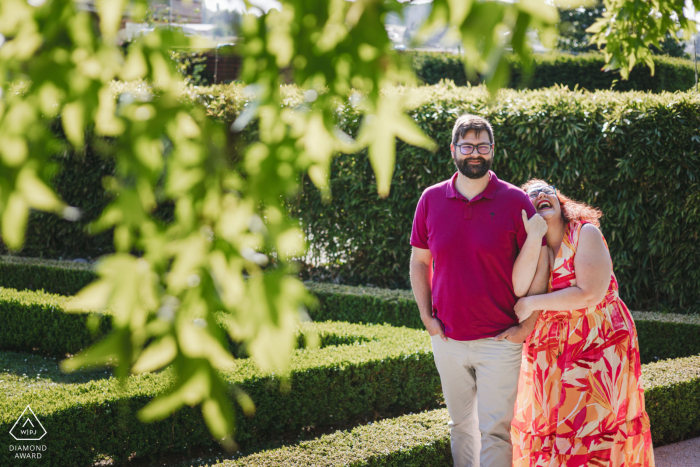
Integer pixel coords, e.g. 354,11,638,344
589,0,700,78
0,0,694,449
558,1,687,58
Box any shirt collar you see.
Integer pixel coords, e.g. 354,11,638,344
446,170,499,201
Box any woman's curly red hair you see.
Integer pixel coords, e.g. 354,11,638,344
522,179,603,227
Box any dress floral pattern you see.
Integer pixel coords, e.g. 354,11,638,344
511,221,655,467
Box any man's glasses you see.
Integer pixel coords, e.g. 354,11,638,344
454,143,493,155
527,185,556,199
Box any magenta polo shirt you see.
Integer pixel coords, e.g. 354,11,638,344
410,171,541,341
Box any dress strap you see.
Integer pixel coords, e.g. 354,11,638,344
561,221,582,254
571,220,590,251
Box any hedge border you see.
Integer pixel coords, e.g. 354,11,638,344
219,354,700,465
221,408,452,467
409,51,697,92
0,255,96,296
0,321,440,467
0,255,698,364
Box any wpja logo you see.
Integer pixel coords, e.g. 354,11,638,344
8,405,47,459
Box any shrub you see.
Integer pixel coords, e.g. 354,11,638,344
218,355,700,465
295,85,700,314
3,146,117,260
640,355,700,445
0,321,441,466
0,256,96,296
4,84,700,313
409,51,697,92
0,288,110,356
222,409,452,467
305,284,700,365
0,267,697,465
0,265,698,364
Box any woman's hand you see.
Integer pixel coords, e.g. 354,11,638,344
514,296,535,322
521,210,548,238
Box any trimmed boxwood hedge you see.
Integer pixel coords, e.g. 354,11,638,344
220,409,453,467
1,313,698,466
0,256,96,296
0,287,111,356
642,355,700,445
0,272,698,465
220,354,700,465
305,283,700,365
409,51,697,92
0,256,698,364
0,321,440,466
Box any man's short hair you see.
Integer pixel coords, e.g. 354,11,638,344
451,114,494,145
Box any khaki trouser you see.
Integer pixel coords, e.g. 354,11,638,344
431,334,523,467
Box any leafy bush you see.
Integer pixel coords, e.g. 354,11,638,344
410,51,697,92
223,409,453,466
171,50,214,86
0,321,440,466
0,256,96,296
641,355,700,445
295,85,700,314
306,284,700,365
0,147,117,260
225,354,700,466
0,288,110,356
4,84,700,313
0,262,698,364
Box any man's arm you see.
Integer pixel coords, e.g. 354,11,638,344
496,245,548,343
409,246,447,341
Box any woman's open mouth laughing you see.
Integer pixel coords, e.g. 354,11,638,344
537,199,553,211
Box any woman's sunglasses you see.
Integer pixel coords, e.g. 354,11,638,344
527,185,556,199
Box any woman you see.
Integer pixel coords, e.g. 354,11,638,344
510,179,654,467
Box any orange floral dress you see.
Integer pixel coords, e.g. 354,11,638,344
511,221,655,467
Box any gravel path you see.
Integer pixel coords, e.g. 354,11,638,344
654,437,700,467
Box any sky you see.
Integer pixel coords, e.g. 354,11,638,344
202,0,433,13
202,0,281,13
202,0,700,30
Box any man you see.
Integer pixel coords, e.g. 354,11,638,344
410,114,549,467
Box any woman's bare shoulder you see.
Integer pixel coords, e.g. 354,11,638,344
577,223,608,256
579,223,602,237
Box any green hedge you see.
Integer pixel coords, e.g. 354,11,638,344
0,256,698,362
0,288,111,356
409,51,697,92
295,86,700,314
1,320,698,467
0,276,697,465
221,409,452,467
0,321,440,466
639,355,700,445
0,256,96,296
219,354,700,465
1,145,117,260
307,284,700,365
4,84,700,314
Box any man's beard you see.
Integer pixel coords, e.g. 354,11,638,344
454,155,493,179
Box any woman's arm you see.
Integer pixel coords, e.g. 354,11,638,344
513,210,548,297
496,244,549,342
515,224,612,318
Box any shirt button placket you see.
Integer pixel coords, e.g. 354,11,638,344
464,202,472,220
